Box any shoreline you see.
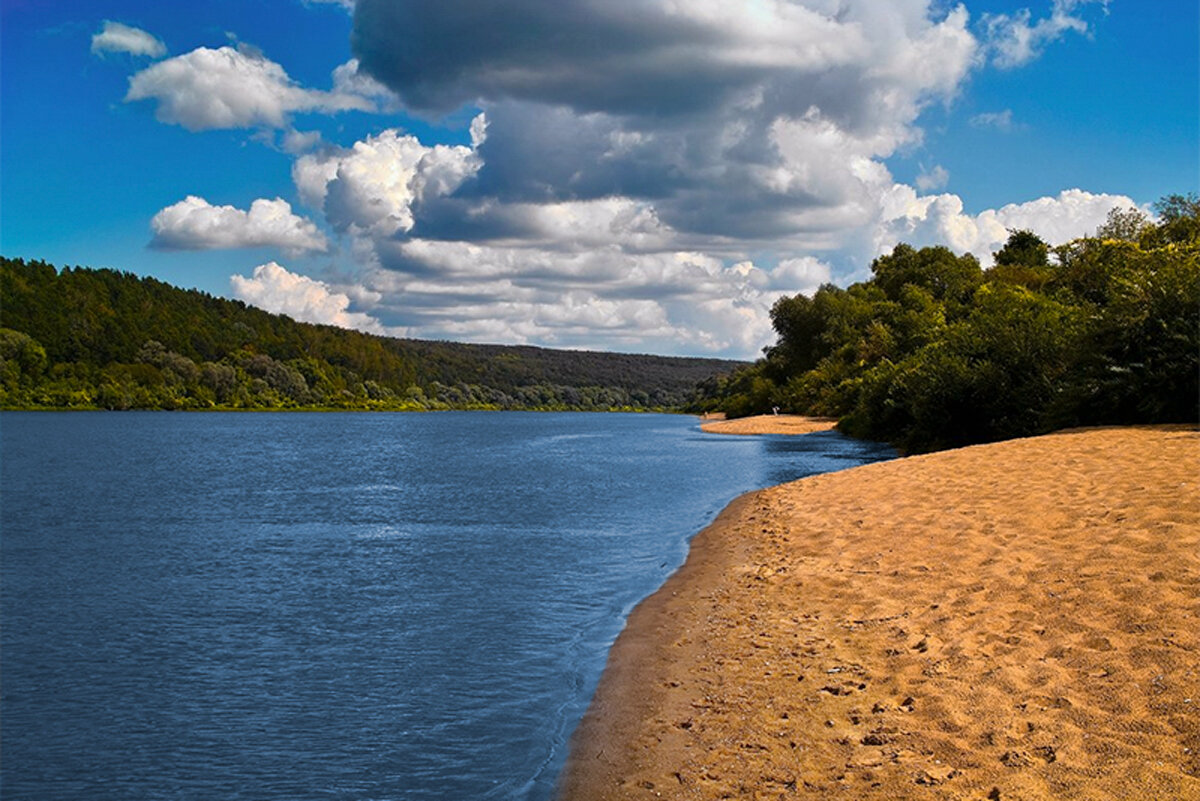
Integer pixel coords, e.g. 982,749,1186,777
559,425,1199,799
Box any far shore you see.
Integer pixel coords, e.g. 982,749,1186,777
560,424,1200,800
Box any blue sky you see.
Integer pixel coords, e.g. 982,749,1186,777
1,0,1195,358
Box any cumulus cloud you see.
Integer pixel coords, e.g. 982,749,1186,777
231,262,383,331
125,45,376,130
210,0,1118,358
877,187,1136,265
303,235,832,355
983,0,1109,68
256,2,1046,355
916,165,950,191
91,21,166,58
293,126,482,237
771,257,833,293
281,129,323,155
151,196,328,255
331,59,398,110
354,1,974,118
347,0,976,248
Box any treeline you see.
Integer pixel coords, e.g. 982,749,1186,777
0,257,743,412
693,195,1199,452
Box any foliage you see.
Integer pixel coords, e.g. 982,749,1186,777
0,257,743,412
1095,206,1152,243
694,197,1199,452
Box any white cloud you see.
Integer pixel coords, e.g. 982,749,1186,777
916,164,950,191
329,237,835,356
231,262,384,331
771,257,833,293
281,129,323,155
980,188,1138,246
294,125,482,237
151,196,328,255
876,187,1137,265
125,45,375,131
355,0,976,119
91,21,166,58
470,114,489,148
969,109,1018,131
983,0,1109,69
331,59,398,110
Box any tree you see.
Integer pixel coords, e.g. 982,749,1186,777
870,244,982,304
764,291,831,378
1148,193,1200,245
0,328,48,381
1095,206,1151,242
994,229,1050,267
1062,244,1200,424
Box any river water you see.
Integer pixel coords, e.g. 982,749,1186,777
0,411,893,800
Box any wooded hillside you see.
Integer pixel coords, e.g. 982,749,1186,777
0,257,743,411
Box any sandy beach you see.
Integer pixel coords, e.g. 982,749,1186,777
560,424,1200,800
699,414,838,436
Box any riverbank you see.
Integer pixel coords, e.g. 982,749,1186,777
559,425,1199,800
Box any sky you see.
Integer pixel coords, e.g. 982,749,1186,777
1,0,1196,359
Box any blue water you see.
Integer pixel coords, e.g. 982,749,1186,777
0,412,893,801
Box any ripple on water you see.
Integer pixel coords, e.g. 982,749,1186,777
1,411,894,800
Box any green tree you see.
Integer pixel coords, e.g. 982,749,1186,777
1061,244,1199,424
870,244,982,304
843,285,1083,452
1095,206,1151,242
0,328,48,383
1137,193,1200,248
994,229,1050,267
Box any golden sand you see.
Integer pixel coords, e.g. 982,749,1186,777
560,425,1200,800
699,415,838,436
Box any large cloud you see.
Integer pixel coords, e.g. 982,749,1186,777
350,1,976,245
126,45,376,130
151,196,328,255
205,1,1123,358
353,0,971,118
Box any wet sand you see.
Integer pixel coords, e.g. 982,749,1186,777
560,425,1200,800
699,414,837,436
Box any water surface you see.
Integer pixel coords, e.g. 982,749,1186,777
1,412,893,800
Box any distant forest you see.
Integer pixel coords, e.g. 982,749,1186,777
0,257,743,412
693,194,1199,452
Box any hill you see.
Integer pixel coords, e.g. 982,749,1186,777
0,257,743,411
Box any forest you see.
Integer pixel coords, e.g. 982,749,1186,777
0,257,742,412
692,194,1199,452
